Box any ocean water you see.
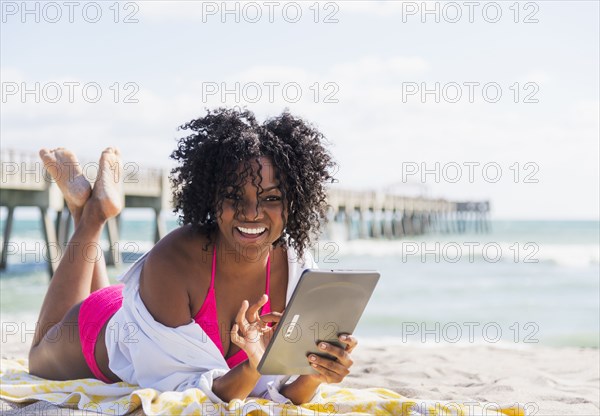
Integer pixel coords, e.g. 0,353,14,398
1,214,598,348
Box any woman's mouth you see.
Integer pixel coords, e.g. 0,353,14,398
235,226,267,240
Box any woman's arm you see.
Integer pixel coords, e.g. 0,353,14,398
279,375,323,405
138,232,199,327
211,361,262,402
213,296,283,401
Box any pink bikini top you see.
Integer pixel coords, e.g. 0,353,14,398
193,247,271,368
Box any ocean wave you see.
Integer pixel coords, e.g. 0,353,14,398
1,237,598,268
0,237,154,267
311,239,600,268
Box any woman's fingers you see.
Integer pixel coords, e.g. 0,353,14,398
230,323,245,347
306,334,358,383
246,294,269,322
235,300,250,328
242,295,271,333
237,299,250,322
259,311,282,324
233,298,281,351
315,341,354,369
338,334,358,353
308,354,349,383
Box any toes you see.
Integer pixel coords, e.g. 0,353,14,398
39,148,53,161
39,149,59,179
92,146,124,217
102,147,119,155
100,147,122,162
37,147,91,209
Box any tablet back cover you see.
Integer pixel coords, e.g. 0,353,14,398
258,269,380,375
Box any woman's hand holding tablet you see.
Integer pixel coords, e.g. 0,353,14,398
305,334,358,383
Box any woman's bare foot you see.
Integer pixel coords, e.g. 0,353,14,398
39,148,91,216
89,147,124,220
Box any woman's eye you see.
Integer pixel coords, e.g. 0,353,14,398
264,196,282,202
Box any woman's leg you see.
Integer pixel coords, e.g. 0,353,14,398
29,148,122,379
42,148,111,294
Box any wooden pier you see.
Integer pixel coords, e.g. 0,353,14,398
1,149,489,276
326,189,490,240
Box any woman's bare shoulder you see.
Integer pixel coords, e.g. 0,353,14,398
149,225,211,263
139,225,212,327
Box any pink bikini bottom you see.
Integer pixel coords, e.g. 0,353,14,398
78,284,124,383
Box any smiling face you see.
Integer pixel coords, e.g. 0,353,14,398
215,156,287,259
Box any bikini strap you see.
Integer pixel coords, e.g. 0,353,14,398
265,252,271,294
210,247,217,290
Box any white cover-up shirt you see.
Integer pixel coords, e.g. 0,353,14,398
105,245,320,403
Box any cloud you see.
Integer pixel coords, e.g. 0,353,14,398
330,56,430,83
2,53,599,219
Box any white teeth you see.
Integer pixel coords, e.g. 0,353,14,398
237,226,266,235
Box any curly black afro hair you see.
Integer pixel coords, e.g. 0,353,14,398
170,107,337,259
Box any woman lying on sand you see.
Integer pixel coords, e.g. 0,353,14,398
28,108,357,404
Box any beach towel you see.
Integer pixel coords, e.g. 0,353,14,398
0,357,528,415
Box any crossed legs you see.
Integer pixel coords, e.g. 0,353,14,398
28,147,123,380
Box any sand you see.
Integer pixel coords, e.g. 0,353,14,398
345,341,599,416
1,335,598,415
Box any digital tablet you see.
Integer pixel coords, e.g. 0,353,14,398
257,269,380,375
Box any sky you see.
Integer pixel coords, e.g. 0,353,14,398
1,0,599,220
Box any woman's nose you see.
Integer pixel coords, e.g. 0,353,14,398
239,199,262,220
